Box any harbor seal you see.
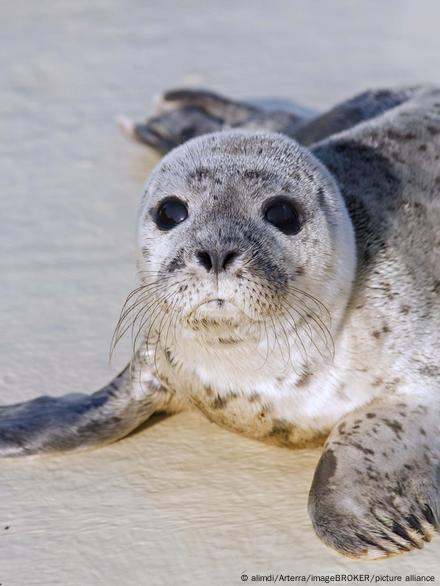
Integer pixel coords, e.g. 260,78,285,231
1,85,440,560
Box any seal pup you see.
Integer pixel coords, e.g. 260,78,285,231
1,85,440,560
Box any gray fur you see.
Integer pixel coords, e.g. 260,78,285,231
0,357,172,456
2,85,440,559
309,402,440,557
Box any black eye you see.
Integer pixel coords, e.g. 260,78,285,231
155,197,188,230
263,196,301,235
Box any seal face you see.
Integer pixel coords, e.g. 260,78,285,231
135,131,356,429
2,85,440,559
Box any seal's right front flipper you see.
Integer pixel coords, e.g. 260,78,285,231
118,88,303,155
0,361,172,457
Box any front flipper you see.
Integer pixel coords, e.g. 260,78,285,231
119,88,302,154
0,357,172,457
308,399,440,559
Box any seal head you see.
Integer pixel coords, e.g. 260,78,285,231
137,130,356,378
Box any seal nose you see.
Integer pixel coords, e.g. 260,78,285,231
196,249,238,273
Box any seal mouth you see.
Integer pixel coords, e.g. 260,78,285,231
199,297,226,308
184,297,266,332
192,298,240,319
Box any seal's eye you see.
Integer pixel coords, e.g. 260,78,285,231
263,196,301,235
155,197,188,230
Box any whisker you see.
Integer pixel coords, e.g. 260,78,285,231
110,283,169,359
282,296,334,363
154,290,182,372
129,287,182,381
110,277,186,362
288,284,332,321
274,302,308,370
111,284,167,346
287,291,334,358
141,285,185,356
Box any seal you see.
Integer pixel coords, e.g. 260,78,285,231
2,85,440,560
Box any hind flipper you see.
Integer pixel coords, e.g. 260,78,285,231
120,86,427,155
119,88,302,154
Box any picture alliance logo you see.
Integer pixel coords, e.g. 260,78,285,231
240,575,437,583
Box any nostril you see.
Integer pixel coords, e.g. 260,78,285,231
196,250,213,272
222,251,237,270
196,249,239,273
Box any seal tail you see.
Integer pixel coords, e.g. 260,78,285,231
0,362,169,457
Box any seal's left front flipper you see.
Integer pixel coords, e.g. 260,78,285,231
308,398,440,559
